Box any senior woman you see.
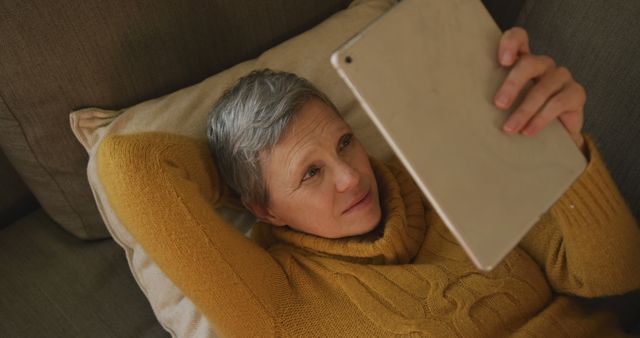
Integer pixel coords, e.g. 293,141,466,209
100,27,640,336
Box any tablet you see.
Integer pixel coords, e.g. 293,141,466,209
330,0,587,271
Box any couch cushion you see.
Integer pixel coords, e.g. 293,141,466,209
0,0,350,239
516,0,640,222
0,209,167,338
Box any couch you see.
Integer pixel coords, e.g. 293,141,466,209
1,0,638,337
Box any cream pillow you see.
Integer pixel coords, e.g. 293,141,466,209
70,0,395,336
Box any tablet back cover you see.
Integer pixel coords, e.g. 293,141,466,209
331,0,586,270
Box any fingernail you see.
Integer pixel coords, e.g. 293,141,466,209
503,121,518,133
496,93,510,107
501,51,513,65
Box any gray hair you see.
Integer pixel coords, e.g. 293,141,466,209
207,69,338,208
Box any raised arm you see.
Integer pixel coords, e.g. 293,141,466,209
519,135,640,297
98,132,291,336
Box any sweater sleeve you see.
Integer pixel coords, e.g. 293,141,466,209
98,132,291,337
519,134,640,297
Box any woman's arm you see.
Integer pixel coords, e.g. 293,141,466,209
519,134,640,297
98,132,291,336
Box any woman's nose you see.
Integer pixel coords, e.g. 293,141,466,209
335,161,359,193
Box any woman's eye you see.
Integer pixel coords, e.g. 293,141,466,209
302,167,320,182
339,134,353,151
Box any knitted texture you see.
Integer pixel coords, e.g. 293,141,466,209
98,132,640,337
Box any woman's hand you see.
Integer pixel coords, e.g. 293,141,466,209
494,27,587,154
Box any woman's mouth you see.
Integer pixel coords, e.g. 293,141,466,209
343,190,372,215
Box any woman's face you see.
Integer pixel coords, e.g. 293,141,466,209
250,97,381,239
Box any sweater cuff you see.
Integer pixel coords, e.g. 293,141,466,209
551,133,637,228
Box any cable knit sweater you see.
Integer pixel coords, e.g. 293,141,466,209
98,132,640,337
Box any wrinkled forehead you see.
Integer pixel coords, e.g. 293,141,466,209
261,97,350,170
287,99,345,136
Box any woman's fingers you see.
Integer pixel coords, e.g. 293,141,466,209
495,28,587,150
495,54,557,110
498,27,530,67
523,82,586,136
507,80,585,138
502,65,571,134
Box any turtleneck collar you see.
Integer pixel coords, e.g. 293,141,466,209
252,158,427,265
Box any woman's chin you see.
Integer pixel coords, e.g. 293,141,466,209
350,205,383,237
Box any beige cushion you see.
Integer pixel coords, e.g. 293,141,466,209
69,0,395,336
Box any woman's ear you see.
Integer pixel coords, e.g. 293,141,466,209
242,199,287,227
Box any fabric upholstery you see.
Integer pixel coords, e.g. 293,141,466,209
0,209,168,338
0,148,38,228
69,1,396,336
481,0,525,31
0,0,350,239
516,0,640,222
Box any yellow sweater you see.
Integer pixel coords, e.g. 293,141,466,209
98,132,640,337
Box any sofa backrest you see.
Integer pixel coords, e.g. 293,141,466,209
0,0,350,239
